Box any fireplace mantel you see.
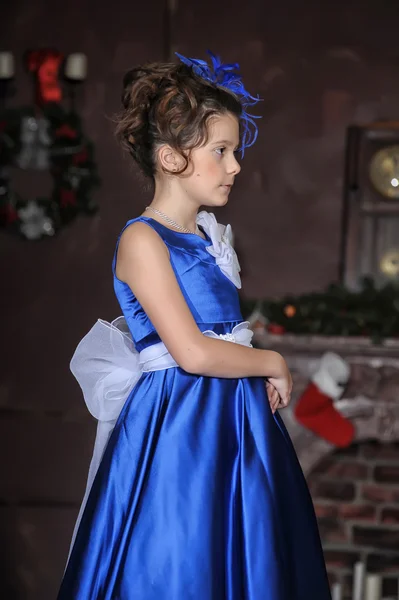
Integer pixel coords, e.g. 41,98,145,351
253,331,399,360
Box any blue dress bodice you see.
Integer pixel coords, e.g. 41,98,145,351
112,216,243,352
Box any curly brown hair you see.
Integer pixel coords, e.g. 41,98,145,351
114,62,243,179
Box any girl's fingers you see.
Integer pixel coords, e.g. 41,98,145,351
266,382,290,412
278,392,291,408
266,382,281,414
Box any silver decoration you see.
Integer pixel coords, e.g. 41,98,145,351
18,201,55,240
17,116,51,170
66,165,90,190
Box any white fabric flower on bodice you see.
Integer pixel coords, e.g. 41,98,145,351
196,211,242,289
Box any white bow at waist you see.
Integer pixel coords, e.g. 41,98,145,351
70,317,254,424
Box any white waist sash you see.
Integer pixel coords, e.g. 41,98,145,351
66,317,253,561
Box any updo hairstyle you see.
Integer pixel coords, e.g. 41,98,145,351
114,62,243,179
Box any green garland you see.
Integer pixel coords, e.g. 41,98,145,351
0,103,100,240
240,277,399,343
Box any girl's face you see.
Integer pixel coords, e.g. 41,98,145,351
178,112,242,207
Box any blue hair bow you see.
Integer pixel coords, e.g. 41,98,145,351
175,50,262,156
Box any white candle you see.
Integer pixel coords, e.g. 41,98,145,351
64,53,87,81
331,582,342,600
0,52,14,79
365,574,382,600
352,561,366,600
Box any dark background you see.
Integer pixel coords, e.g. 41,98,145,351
2,0,399,597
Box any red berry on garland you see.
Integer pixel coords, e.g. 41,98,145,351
267,323,286,334
284,304,296,318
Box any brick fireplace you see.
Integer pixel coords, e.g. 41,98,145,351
253,328,399,599
310,441,399,599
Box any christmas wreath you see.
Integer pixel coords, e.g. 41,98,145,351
0,48,100,240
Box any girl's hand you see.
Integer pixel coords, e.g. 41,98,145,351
265,356,293,411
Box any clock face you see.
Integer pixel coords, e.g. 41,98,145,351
369,145,399,199
380,249,399,278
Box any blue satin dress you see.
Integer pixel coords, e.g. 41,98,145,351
58,216,331,600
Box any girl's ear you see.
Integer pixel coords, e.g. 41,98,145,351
157,145,186,174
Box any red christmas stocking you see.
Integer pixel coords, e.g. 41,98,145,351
294,352,355,447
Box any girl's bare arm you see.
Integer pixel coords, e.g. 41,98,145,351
117,222,291,401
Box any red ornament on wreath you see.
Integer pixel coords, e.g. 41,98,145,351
73,148,89,165
60,189,77,208
55,124,78,139
0,205,18,225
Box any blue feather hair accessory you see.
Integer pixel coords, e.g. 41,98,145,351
175,50,262,156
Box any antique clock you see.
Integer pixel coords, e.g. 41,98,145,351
340,122,399,289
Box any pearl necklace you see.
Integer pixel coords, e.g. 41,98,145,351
145,206,201,235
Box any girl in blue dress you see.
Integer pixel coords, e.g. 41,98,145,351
58,52,331,599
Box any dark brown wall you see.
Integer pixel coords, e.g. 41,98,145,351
2,0,399,597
